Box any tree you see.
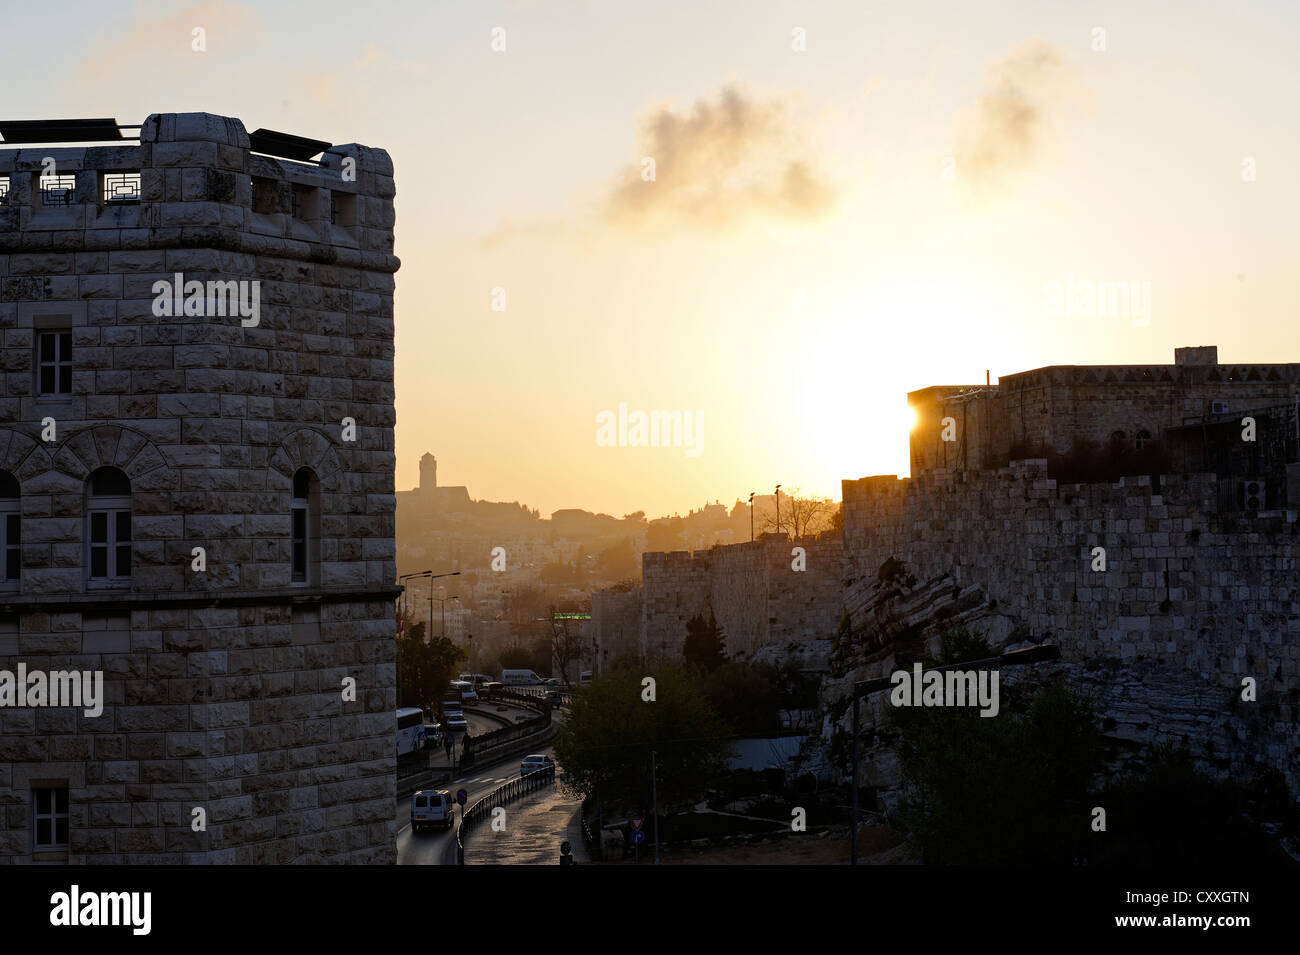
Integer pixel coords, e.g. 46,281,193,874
549,607,585,681
704,661,782,735
553,664,734,814
594,537,639,580
683,613,727,673
645,517,684,552
397,622,465,713
759,487,836,538
892,677,1102,864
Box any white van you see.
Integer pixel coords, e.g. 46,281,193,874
449,679,478,703
578,670,593,686
410,790,453,832
501,669,544,686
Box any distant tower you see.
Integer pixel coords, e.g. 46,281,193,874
420,453,437,499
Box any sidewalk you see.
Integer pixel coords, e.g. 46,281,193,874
465,776,591,865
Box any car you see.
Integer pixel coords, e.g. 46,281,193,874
423,722,442,747
444,711,468,732
479,681,505,699
520,754,554,774
410,789,454,832
541,678,563,686
543,690,563,704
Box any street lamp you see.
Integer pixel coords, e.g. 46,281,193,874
424,571,461,640
748,492,755,541
775,485,782,537
437,594,461,639
398,570,433,634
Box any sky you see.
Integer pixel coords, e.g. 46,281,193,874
8,0,1299,518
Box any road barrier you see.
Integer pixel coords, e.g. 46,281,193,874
457,764,557,864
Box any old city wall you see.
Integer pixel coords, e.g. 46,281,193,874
841,460,1300,789
642,535,844,661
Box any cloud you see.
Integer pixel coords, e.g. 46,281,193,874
956,40,1073,188
484,84,835,247
604,85,835,231
73,1,266,86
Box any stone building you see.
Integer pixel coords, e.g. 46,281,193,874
909,346,1300,507
0,112,399,863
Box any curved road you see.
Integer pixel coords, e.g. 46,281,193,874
398,700,556,865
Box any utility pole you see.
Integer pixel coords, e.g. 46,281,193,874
651,750,660,865
748,491,755,541
775,485,782,537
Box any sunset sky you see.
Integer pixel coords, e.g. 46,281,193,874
11,0,1299,518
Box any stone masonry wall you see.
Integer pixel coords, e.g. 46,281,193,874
0,112,399,863
841,461,1300,791
642,535,844,661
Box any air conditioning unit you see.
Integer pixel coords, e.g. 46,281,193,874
1243,479,1266,511
1211,400,1230,415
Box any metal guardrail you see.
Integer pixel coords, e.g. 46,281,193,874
457,764,556,864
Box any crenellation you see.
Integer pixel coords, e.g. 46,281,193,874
0,111,400,864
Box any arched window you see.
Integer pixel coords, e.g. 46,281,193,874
87,466,131,582
291,468,320,585
0,470,19,585
1135,428,1152,450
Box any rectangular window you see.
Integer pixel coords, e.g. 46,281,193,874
2,512,18,581
32,786,69,851
38,330,73,396
292,505,307,582
39,174,76,207
0,175,9,205
89,507,130,580
102,171,141,204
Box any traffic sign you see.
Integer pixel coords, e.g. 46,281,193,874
632,830,645,845
456,788,468,805
630,817,643,831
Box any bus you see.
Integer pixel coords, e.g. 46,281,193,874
396,707,427,756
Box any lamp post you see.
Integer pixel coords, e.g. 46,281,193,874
424,571,461,642
398,570,433,634
748,492,755,541
775,485,782,537
438,594,461,639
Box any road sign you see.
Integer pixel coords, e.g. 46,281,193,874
630,817,643,831
456,788,468,805
632,830,645,845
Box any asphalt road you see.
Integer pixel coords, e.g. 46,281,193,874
396,742,558,865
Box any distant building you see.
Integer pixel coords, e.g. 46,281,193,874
908,346,1300,509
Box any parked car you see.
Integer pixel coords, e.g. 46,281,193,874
520,754,554,774
410,790,454,832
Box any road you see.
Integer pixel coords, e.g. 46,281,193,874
396,742,559,865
